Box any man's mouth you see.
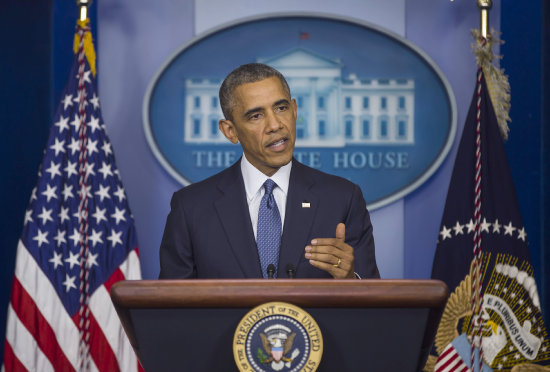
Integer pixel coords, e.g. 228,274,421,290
267,137,288,150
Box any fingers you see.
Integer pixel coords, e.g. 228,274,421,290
304,249,345,268
305,223,355,279
335,222,345,241
308,258,350,278
305,244,353,272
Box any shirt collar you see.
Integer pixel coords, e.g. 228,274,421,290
241,154,291,201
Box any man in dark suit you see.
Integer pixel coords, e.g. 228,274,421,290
159,63,379,279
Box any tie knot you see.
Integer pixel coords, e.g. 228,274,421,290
263,179,277,195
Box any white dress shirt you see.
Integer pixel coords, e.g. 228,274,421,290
240,154,291,240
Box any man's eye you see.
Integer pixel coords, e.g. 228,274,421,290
249,113,262,120
276,105,288,112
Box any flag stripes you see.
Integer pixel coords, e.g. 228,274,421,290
6,241,140,371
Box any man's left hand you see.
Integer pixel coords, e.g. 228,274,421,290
305,223,356,279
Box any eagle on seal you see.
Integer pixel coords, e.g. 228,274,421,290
260,332,296,363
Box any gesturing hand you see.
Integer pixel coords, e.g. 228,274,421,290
305,223,356,279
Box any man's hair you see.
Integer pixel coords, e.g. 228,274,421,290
219,63,291,121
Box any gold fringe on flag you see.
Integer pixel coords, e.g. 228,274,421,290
73,19,97,77
472,29,511,140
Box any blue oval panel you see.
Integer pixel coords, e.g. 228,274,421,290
144,14,456,210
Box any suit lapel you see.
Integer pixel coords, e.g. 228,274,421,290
214,163,262,278
278,161,319,277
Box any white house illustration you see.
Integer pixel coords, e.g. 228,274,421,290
183,48,415,146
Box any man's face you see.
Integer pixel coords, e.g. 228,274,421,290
219,76,297,176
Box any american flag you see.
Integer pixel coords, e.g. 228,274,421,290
3,19,142,371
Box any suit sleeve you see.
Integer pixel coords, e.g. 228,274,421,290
158,191,197,279
344,184,380,279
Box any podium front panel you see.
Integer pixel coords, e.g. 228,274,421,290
112,279,447,372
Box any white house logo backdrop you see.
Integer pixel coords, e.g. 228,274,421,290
144,14,456,209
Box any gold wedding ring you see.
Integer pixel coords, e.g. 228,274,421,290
333,257,341,268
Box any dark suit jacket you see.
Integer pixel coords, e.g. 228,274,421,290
159,159,379,279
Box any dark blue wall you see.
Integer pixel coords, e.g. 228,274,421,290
0,1,53,364
542,0,550,326
500,0,549,325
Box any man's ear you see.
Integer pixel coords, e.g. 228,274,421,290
219,119,239,144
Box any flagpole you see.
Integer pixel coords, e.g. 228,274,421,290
477,0,492,39
77,0,92,22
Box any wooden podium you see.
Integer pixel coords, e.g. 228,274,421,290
111,279,448,371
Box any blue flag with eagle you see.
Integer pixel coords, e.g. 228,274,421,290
425,38,550,371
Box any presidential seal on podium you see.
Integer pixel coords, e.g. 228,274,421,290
233,302,323,371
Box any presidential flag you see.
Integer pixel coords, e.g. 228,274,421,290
425,46,550,370
3,19,142,371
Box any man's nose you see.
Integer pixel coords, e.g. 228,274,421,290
265,112,283,132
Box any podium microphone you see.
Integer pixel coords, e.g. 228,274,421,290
267,264,276,279
286,264,295,279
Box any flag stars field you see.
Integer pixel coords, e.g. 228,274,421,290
58,206,70,223
54,115,70,132
49,251,63,269
114,185,126,202
453,221,464,235
89,93,100,109
89,229,103,247
95,184,111,202
87,138,99,155
481,217,491,232
438,218,527,243
37,207,53,225
68,137,80,154
86,162,96,176
518,227,527,241
53,229,66,247
493,219,501,233
98,161,113,179
24,209,33,225
42,184,58,202
107,230,123,247
111,207,126,224
88,114,101,133
33,229,49,247
101,141,112,156
92,207,107,224
68,228,81,247
465,219,475,233
45,161,62,179
62,94,73,110
504,222,516,236
87,252,99,268
64,161,78,178
62,274,77,292
50,139,66,156
62,185,74,201
64,251,80,269
439,225,452,240
70,114,82,130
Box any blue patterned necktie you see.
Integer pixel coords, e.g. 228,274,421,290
257,179,282,278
